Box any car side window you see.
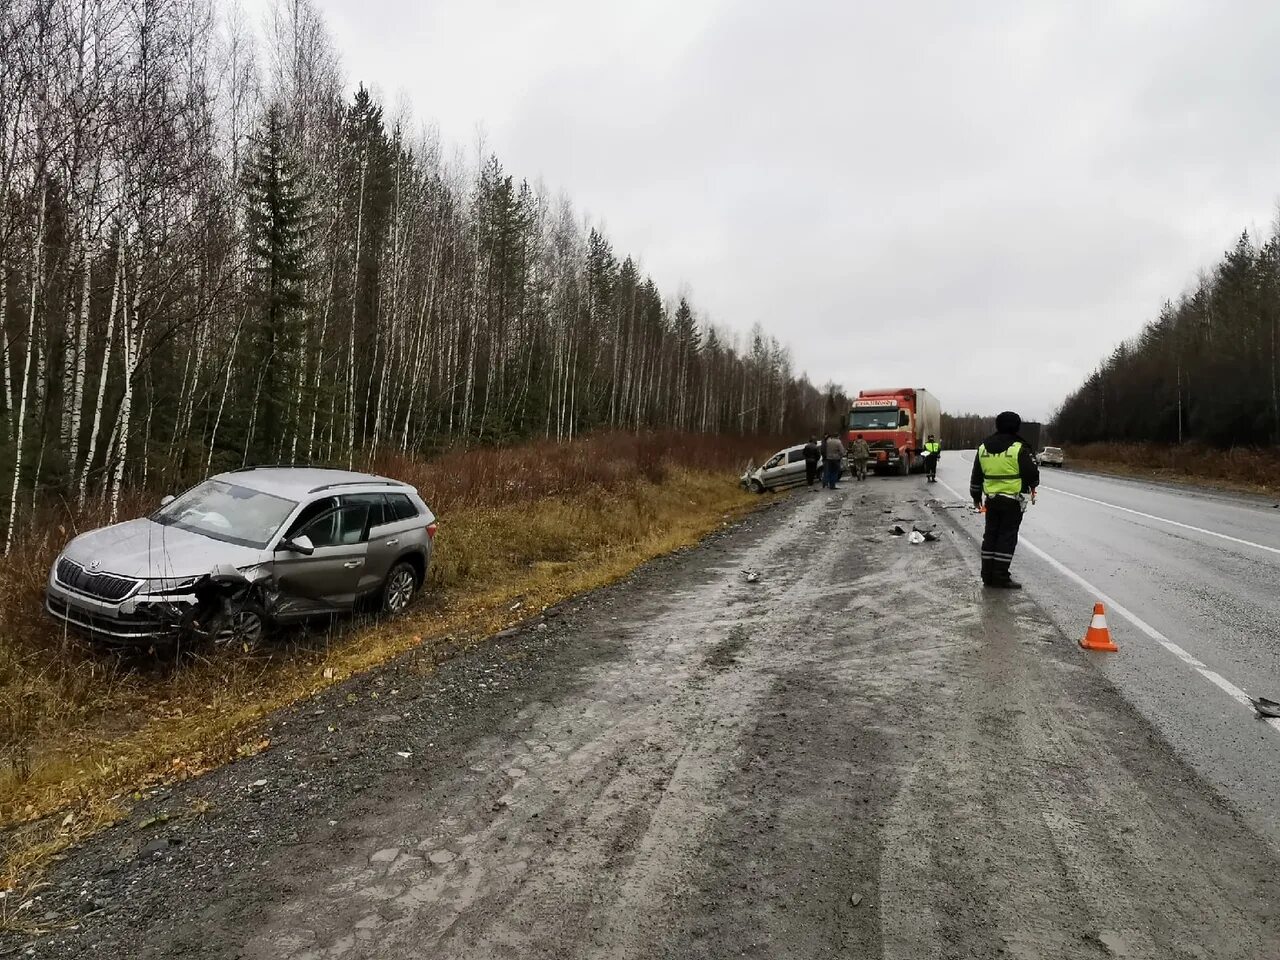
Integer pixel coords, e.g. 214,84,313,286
386,494,419,522
285,496,338,540
764,453,784,469
342,493,388,532
298,501,371,548
337,503,372,544
787,450,805,463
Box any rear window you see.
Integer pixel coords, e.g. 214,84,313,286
386,494,419,522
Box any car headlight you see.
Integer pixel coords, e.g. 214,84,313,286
149,576,200,595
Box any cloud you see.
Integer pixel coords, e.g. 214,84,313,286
314,0,1280,418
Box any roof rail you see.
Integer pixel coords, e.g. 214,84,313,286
230,462,319,473
307,479,408,494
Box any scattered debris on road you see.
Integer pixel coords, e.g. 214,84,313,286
743,569,761,583
1250,697,1280,719
890,525,905,536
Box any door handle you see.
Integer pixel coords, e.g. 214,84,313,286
385,538,399,546
343,560,363,569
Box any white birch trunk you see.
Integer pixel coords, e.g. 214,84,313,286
109,256,139,523
67,222,91,474
6,195,45,553
206,311,244,474
347,153,367,465
0,260,10,435
79,239,123,504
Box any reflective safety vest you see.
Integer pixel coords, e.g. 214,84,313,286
977,441,1023,496
924,441,941,455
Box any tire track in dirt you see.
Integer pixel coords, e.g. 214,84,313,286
241,491,844,959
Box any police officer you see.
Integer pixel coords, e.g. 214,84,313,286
923,434,941,482
970,411,1039,589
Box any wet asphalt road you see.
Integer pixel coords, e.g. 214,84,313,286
17,479,1280,959
934,454,1280,848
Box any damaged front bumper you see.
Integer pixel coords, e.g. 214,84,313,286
45,585,199,644
45,563,275,647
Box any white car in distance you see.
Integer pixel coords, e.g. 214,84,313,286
1038,446,1064,468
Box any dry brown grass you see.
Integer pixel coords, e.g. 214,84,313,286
0,431,779,893
1064,442,1280,497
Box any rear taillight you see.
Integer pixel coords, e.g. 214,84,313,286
426,521,438,541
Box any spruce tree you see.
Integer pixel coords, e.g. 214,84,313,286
242,104,313,464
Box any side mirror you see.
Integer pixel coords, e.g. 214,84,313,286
280,534,314,556
160,495,175,506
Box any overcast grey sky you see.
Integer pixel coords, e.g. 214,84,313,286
296,0,1280,418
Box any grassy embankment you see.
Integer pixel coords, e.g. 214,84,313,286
1064,443,1280,497
0,431,775,895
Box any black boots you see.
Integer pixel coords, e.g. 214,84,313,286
981,560,1022,589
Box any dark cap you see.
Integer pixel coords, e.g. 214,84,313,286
995,411,1021,434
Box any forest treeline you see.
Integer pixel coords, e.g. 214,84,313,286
1053,230,1280,447
939,413,997,450
0,0,835,548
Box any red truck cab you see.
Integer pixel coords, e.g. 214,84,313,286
845,387,941,476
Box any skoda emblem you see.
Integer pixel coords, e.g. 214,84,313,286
87,559,101,572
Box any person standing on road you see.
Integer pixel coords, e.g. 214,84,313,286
849,433,871,481
803,436,821,488
923,434,941,483
970,411,1039,589
823,433,846,489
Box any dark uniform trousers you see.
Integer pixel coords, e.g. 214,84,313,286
981,495,1022,583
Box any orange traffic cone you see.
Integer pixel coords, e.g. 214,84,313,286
1080,602,1118,652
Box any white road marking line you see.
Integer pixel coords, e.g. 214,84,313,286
935,477,1280,733
1040,485,1280,558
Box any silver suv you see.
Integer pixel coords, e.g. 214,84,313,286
45,467,437,647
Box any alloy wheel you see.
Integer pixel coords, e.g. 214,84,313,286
214,607,265,651
386,566,416,615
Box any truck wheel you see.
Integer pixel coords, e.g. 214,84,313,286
897,455,910,477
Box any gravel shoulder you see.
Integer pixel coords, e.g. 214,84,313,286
11,483,1280,959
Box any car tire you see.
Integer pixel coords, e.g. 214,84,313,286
750,479,765,494
211,602,268,654
381,560,419,617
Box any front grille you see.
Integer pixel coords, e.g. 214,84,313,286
46,595,173,642
55,557,141,602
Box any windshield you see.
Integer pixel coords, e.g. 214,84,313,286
151,480,298,549
848,408,900,430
